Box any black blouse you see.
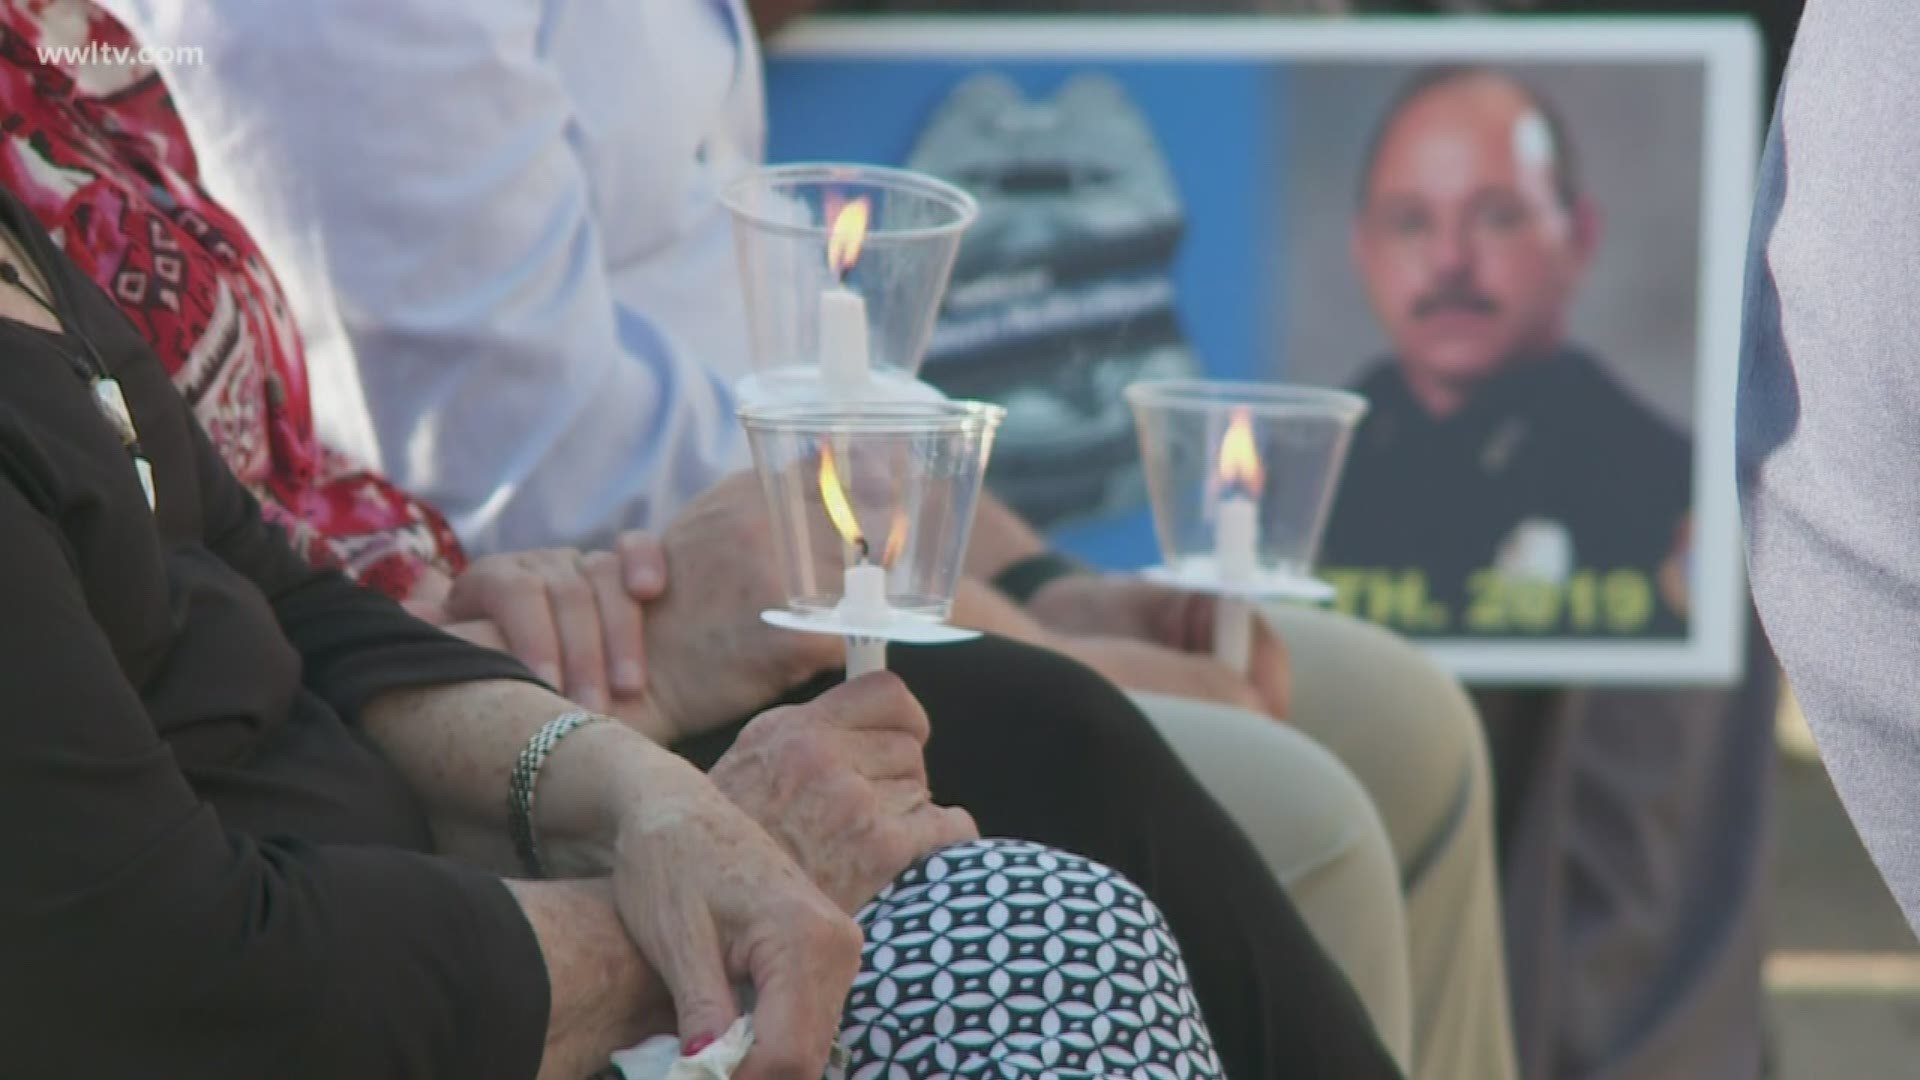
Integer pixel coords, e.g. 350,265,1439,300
0,187,550,1075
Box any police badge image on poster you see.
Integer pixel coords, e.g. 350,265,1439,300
766,19,1759,685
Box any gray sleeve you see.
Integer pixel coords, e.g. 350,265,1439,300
1738,0,1920,933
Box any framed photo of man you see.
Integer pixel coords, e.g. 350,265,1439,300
765,17,1761,685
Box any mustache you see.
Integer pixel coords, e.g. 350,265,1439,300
1412,284,1499,319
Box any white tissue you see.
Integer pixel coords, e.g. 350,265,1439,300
612,1017,754,1080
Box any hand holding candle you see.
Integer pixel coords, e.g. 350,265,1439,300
741,400,1004,684
1128,379,1367,682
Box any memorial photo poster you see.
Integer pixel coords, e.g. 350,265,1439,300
766,18,1760,684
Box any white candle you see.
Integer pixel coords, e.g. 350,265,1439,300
840,561,888,677
841,561,888,620
1213,495,1257,674
819,285,871,392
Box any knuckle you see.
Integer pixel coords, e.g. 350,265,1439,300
530,546,575,567
771,739,830,792
782,722,836,774
805,771,861,829
835,775,880,822
548,569,594,605
582,549,620,578
742,706,811,755
775,722,829,764
502,570,545,603
798,904,863,955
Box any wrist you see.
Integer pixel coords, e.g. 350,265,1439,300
507,877,670,1077
990,550,1091,607
536,721,680,876
1041,630,1119,680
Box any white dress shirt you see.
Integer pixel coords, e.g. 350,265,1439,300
104,0,764,553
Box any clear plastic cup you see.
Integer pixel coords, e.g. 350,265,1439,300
739,399,1005,620
722,163,978,404
1125,379,1368,595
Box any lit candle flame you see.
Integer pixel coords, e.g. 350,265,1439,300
827,196,872,278
818,445,866,557
881,509,910,568
1216,407,1264,497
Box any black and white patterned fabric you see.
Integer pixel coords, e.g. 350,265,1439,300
838,839,1224,1080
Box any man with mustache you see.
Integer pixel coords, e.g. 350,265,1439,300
1325,67,1779,1080
1322,66,1692,634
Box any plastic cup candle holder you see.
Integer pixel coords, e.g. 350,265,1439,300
721,163,978,407
739,399,1007,678
1124,379,1369,675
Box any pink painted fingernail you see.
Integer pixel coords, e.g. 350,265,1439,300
682,1033,717,1056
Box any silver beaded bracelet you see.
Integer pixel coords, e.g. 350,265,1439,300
508,710,608,878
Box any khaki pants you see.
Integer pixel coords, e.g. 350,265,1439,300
1131,605,1516,1080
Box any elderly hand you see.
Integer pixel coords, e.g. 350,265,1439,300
1026,574,1292,718
407,532,667,711
641,471,847,744
709,674,979,912
610,745,863,1079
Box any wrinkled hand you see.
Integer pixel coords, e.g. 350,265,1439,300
709,674,979,912
1026,574,1292,718
642,471,846,743
612,749,862,1079
413,534,666,711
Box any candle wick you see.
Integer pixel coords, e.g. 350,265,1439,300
854,536,871,562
